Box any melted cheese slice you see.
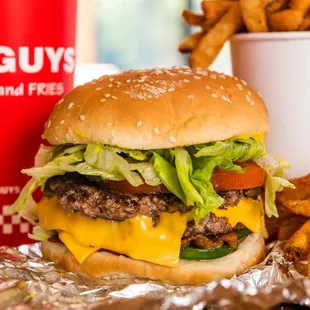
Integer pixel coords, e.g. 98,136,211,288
37,197,263,267
38,197,189,267
212,198,263,233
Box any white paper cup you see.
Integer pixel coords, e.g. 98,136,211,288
230,32,310,178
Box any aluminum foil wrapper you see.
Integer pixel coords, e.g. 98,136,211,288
0,242,309,309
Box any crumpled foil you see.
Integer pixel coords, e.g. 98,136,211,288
0,241,309,309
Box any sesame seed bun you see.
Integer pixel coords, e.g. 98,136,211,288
42,231,265,285
44,67,269,149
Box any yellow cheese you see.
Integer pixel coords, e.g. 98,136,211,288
38,197,189,267
212,198,263,233
37,197,263,267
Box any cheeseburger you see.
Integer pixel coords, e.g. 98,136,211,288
12,67,293,284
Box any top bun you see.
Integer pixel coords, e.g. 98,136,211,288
44,67,269,150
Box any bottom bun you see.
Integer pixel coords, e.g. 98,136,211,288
42,233,265,284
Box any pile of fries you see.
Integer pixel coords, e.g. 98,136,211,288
265,174,310,278
179,0,310,68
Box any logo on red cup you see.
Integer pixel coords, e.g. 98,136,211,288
0,0,77,246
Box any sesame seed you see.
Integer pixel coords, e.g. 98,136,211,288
95,87,102,91
41,134,45,139
210,74,217,79
100,98,106,102
205,85,211,90
226,97,232,103
233,76,238,81
137,121,143,127
237,84,243,90
105,93,111,98
211,93,218,98
220,86,224,90
126,79,131,83
79,115,86,121
246,95,251,102
68,102,74,110
247,90,251,96
147,95,152,99
108,84,113,88
90,81,96,85
241,79,247,85
219,74,226,79
168,87,175,92
112,96,118,100
154,128,159,134
187,95,195,99
222,95,227,101
57,98,64,105
250,101,255,106
194,75,201,80
46,120,51,128
60,120,65,125
183,79,190,83
169,135,176,143
109,78,114,82
177,70,184,74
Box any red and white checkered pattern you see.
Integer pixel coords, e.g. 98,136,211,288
1,205,30,235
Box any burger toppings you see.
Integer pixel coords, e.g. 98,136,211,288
43,173,261,223
12,134,294,268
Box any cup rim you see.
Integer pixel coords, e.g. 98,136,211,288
230,32,310,42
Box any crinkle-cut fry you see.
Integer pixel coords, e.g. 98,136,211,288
268,9,304,31
284,220,310,262
182,10,205,26
190,3,244,68
240,0,273,32
178,31,205,53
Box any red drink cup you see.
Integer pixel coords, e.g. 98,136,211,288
0,0,77,246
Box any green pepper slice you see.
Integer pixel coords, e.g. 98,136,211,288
179,229,252,260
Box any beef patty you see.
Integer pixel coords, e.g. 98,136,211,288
44,173,261,238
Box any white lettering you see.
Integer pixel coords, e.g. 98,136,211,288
28,82,64,96
0,46,15,73
63,47,75,73
0,46,75,73
0,186,21,195
45,47,65,73
19,47,44,73
0,83,24,96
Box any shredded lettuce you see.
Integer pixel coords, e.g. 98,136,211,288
28,226,56,241
12,137,293,223
255,154,295,217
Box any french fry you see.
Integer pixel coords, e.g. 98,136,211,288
268,9,304,31
190,3,244,68
299,13,310,30
284,220,310,262
278,216,308,241
240,0,272,32
277,174,310,202
182,10,205,26
282,199,310,217
201,1,232,30
289,0,310,12
265,0,289,14
178,31,205,53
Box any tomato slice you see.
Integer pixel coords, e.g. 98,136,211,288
211,161,265,192
105,161,265,194
104,180,170,195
